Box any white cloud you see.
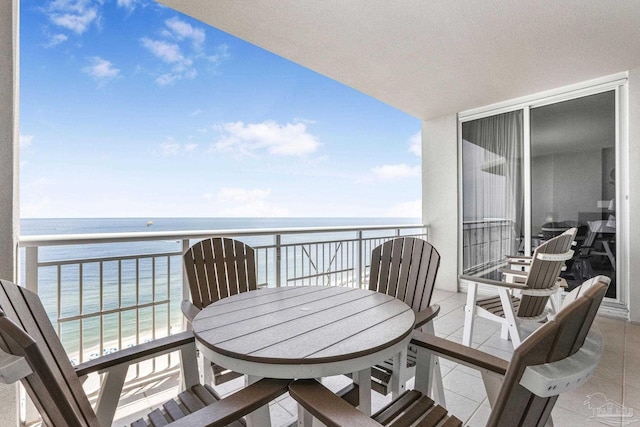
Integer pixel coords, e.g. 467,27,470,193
409,131,421,157
218,188,271,204
159,142,180,156
141,38,184,63
155,73,180,86
386,200,422,217
20,135,34,148
44,33,68,47
372,163,420,180
21,195,53,218
207,44,230,64
141,18,228,86
213,120,321,157
212,187,289,217
82,57,120,81
141,37,197,85
165,17,205,50
158,141,198,156
191,109,202,116
47,0,99,34
116,0,142,12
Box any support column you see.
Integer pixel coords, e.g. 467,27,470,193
0,0,20,425
628,67,640,323
421,114,458,292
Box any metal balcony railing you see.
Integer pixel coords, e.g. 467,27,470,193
18,224,427,366
462,219,516,274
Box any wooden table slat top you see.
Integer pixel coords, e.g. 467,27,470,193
193,286,415,365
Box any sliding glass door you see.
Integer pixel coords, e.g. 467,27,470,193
530,91,617,298
460,87,620,299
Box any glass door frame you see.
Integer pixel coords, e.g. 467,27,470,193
458,73,628,307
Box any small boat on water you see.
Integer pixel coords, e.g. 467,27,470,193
146,220,153,227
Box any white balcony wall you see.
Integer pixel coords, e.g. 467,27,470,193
0,0,20,425
628,66,640,323
422,114,458,292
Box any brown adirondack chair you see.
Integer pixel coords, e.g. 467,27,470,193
0,279,288,427
182,237,257,385
461,227,577,348
289,276,609,427
363,237,444,402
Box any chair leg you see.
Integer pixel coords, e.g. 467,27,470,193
198,350,213,386
498,288,522,348
179,342,200,389
245,374,272,427
353,367,372,416
463,282,478,347
500,323,510,340
481,372,503,408
297,404,314,427
391,347,408,399
95,364,128,427
423,321,446,406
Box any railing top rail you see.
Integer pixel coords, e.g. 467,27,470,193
19,223,427,247
462,218,512,225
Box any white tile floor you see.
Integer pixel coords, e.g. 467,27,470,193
110,289,640,427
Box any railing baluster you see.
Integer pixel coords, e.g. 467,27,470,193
17,224,427,374
357,231,363,288
275,234,281,288
79,263,84,365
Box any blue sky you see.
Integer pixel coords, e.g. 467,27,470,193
19,0,422,218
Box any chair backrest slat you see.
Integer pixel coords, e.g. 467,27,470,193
518,228,576,318
0,280,98,427
183,238,257,309
369,237,440,313
394,239,414,302
488,279,608,427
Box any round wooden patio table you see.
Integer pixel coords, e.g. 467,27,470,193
192,285,415,426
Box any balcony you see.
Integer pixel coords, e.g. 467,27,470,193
13,222,638,426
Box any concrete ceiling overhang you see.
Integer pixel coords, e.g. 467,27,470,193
158,0,640,121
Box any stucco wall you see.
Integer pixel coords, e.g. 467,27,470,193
1,0,18,281
628,67,640,323
422,115,458,292
0,0,20,424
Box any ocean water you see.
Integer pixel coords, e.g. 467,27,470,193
20,217,421,361
21,217,420,236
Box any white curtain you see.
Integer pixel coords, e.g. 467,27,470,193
462,110,523,270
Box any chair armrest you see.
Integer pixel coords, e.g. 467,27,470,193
459,274,528,290
75,331,195,377
505,255,532,263
169,378,291,427
0,347,32,384
498,268,529,278
520,328,602,397
506,255,532,260
414,304,440,329
411,331,508,377
289,379,380,427
182,300,201,324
